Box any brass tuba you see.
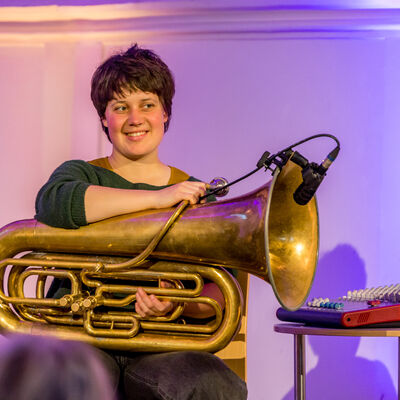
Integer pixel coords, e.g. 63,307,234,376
0,160,318,353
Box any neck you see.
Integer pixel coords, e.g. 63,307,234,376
109,147,161,167
108,153,170,186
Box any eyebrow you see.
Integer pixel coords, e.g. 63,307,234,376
110,96,157,104
110,99,126,104
140,97,156,102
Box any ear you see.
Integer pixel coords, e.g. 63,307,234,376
101,117,108,127
163,111,168,124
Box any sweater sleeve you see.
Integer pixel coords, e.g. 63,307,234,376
35,162,216,229
35,160,96,229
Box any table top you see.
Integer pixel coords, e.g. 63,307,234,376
274,323,400,337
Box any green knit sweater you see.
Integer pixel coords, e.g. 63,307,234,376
35,159,202,229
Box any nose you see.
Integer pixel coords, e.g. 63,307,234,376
127,107,144,126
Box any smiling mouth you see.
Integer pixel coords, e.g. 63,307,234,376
126,131,147,138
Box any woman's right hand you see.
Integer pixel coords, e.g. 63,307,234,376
155,181,207,209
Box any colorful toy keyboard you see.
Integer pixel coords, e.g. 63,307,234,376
276,284,400,328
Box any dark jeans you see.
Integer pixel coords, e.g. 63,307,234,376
98,350,248,400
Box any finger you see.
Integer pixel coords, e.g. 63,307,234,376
191,188,205,204
187,193,199,205
137,297,159,317
176,183,206,204
178,190,199,205
136,288,157,315
138,288,172,316
148,294,173,314
135,301,146,318
137,289,159,313
198,184,207,196
182,182,207,194
195,183,207,196
194,184,207,198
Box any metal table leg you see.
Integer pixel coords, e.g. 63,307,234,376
294,334,305,400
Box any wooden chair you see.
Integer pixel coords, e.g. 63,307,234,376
215,271,249,381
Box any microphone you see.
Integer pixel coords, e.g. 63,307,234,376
293,146,340,205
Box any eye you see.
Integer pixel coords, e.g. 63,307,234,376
143,103,155,110
113,104,127,112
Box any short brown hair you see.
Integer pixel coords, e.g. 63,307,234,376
91,44,175,141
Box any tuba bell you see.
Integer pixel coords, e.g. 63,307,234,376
0,160,318,353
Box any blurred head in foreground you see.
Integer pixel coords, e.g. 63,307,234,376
0,334,115,400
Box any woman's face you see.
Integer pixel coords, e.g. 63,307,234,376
102,89,168,163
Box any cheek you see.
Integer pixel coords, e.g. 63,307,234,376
105,115,123,130
152,113,167,127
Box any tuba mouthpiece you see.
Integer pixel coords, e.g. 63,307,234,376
208,177,229,197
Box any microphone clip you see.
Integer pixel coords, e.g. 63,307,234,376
256,150,292,171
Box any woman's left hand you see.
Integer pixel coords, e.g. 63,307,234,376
135,281,176,318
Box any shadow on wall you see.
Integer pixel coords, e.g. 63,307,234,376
282,244,396,400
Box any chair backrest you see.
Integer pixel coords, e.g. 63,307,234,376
215,271,249,381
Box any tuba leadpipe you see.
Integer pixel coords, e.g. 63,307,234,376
0,160,318,352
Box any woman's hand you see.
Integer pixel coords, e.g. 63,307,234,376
135,281,176,318
135,281,226,320
155,181,207,209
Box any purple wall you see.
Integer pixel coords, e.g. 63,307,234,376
0,2,400,399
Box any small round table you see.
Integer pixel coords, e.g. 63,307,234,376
274,323,400,400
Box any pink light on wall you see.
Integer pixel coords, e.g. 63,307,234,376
2,0,400,8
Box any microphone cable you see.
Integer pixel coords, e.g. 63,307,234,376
201,133,340,200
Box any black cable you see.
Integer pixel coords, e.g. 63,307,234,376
201,166,262,200
279,133,340,154
201,133,340,200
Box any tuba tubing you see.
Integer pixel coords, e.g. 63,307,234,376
0,160,318,351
